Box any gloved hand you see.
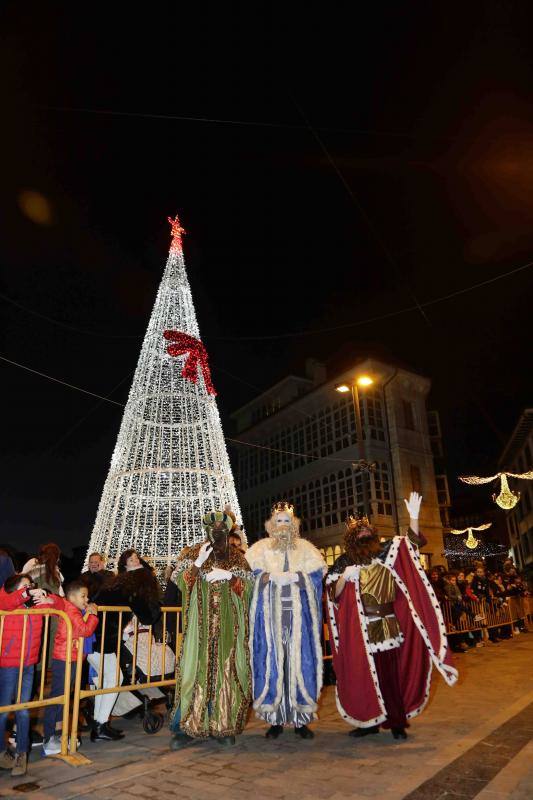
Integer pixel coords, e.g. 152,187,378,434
342,565,358,582
205,568,233,583
270,572,299,587
404,491,423,520
194,542,213,568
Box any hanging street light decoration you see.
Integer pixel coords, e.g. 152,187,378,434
351,459,377,473
459,471,533,510
450,522,492,549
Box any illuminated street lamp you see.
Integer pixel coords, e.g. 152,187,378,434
335,372,400,533
335,375,375,519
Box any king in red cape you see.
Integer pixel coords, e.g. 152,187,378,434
326,492,457,741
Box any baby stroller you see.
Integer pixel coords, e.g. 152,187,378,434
119,619,176,734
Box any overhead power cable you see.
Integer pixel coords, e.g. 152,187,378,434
0,353,352,463
215,259,533,341
2,259,531,343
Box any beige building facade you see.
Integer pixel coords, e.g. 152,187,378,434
499,408,533,578
232,358,449,567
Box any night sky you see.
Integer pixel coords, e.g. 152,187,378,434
1,3,532,556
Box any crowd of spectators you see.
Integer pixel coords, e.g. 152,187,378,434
0,538,190,777
427,557,530,652
0,534,530,777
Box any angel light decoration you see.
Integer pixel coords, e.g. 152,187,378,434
450,522,492,550
459,471,533,510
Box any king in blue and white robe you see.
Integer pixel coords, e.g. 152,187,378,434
246,536,326,728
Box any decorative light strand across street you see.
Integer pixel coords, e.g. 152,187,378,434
459,471,533,510
450,522,492,550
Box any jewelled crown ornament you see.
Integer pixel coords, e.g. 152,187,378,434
202,509,234,547
265,501,300,551
343,514,381,565
271,501,295,516
345,514,377,539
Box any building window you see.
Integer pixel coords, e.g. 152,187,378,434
435,474,450,507
321,544,343,566
431,438,444,458
419,553,431,570
427,410,441,438
410,465,422,493
522,486,531,516
403,400,415,431
373,462,392,517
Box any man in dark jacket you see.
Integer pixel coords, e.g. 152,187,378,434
469,566,491,602
81,553,115,602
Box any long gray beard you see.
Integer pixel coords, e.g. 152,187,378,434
270,532,298,552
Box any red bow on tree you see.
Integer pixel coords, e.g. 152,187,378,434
163,331,217,396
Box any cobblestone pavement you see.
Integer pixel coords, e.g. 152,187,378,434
0,635,532,800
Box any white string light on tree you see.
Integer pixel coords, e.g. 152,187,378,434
87,215,242,571
459,471,533,510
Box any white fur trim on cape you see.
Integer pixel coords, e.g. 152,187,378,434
246,537,327,576
384,536,458,687
327,566,387,728
326,538,457,728
249,538,325,717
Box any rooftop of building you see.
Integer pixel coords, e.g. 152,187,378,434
230,350,431,434
499,408,533,467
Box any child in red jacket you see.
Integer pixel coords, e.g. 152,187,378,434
0,573,49,777
42,579,99,756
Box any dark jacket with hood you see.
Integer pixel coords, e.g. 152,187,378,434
93,566,162,653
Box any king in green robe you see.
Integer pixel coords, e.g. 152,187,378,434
169,509,253,747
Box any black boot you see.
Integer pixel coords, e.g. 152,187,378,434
349,725,379,738
294,725,314,739
90,722,124,742
170,732,196,750
80,700,94,732
265,725,283,739
216,736,236,746
107,721,123,735
391,727,407,740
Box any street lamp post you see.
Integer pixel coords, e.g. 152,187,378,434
337,373,400,534
381,370,400,535
336,376,374,520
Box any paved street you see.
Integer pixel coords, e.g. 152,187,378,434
1,636,532,800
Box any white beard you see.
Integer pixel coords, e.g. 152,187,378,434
269,526,298,552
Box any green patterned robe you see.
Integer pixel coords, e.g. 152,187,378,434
170,542,253,739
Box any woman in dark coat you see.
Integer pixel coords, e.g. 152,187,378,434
88,550,162,742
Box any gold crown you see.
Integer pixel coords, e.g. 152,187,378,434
271,501,295,516
345,514,372,531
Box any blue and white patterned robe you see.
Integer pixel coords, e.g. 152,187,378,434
246,538,326,726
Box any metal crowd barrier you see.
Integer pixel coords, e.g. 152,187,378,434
441,596,532,635
0,607,75,760
2,597,531,767
69,606,181,755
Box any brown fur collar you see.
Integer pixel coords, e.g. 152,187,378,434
112,568,161,603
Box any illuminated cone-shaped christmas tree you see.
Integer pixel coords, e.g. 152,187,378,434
87,215,242,570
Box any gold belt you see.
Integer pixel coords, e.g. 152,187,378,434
363,602,394,618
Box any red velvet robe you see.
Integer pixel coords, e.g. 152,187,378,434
326,536,457,728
